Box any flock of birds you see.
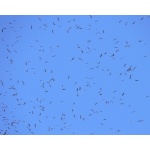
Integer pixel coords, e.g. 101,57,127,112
0,15,150,135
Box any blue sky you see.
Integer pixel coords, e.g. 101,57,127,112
0,15,150,135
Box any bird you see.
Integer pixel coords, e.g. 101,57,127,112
0,15,150,135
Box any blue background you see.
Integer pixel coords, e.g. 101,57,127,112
0,15,150,135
